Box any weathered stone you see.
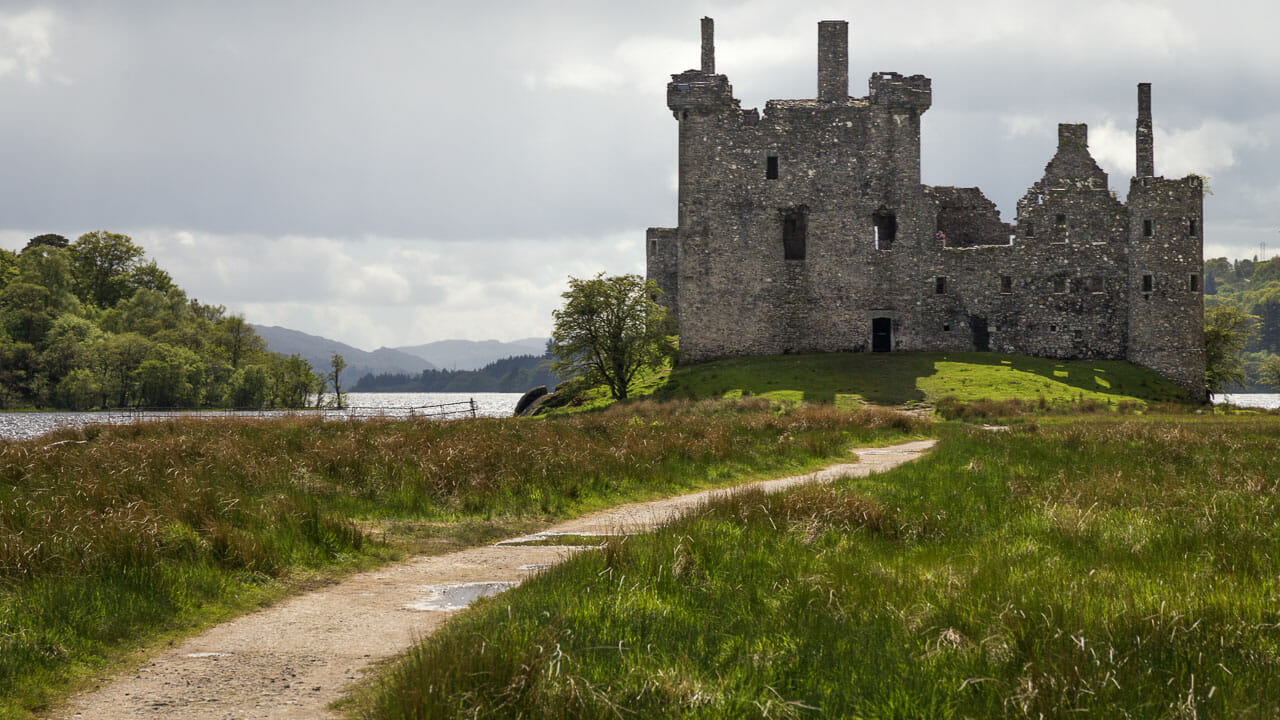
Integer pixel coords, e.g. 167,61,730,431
513,385,548,416
646,18,1206,402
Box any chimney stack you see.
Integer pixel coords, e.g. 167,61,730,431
817,21,849,103
1136,83,1154,177
701,17,715,74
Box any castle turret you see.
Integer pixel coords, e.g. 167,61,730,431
1126,82,1206,401
817,21,848,103
1136,83,1154,177
701,17,714,74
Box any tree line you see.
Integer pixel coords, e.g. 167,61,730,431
1203,255,1280,393
0,232,327,410
352,353,561,393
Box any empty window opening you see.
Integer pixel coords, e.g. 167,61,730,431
766,155,779,180
1025,222,1035,238
1188,218,1198,236
943,323,951,332
935,276,947,294
1190,274,1201,292
1073,329,1083,341
782,206,807,261
648,240,657,255
1088,276,1104,293
1142,274,1154,293
1055,213,1067,226
1000,276,1013,294
1143,219,1153,237
1050,324,1058,332
1053,277,1067,294
873,209,897,250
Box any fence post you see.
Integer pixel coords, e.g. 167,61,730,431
470,398,477,418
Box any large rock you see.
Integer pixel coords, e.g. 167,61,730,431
513,385,548,416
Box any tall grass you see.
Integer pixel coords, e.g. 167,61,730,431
358,416,1280,718
0,400,926,718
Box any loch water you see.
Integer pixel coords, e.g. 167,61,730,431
0,392,525,441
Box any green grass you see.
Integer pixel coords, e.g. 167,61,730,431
0,401,926,719
652,352,1187,408
355,415,1280,718
539,352,1191,417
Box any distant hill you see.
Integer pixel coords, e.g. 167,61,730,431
352,353,562,393
394,337,550,371
252,325,436,380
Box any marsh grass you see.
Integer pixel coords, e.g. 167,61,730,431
358,416,1280,718
0,400,924,718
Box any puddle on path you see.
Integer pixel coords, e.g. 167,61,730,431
495,531,620,548
404,582,517,612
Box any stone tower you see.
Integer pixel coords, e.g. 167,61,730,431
646,18,1207,401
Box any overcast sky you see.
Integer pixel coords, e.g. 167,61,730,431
1,1,1276,350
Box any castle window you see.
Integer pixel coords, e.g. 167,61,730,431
766,155,779,180
1053,277,1067,294
1142,274,1154,293
943,323,951,332
1050,324,1058,332
1190,274,1201,292
1025,222,1035,238
1188,218,1198,236
1000,276,1012,294
782,206,807,260
1088,276,1104,293
936,276,947,294
648,240,657,256
873,209,896,250
1073,329,1083,341
1055,213,1067,226
1143,219,1153,237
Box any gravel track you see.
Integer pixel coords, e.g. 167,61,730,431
53,439,935,720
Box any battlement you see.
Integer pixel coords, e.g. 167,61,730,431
869,72,932,111
667,70,735,115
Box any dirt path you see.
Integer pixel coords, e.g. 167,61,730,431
53,439,935,720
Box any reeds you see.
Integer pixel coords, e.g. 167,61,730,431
357,416,1280,718
0,400,925,715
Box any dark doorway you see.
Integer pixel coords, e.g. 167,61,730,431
970,316,990,351
871,317,892,352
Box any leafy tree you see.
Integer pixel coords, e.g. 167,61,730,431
216,314,266,370
127,261,177,294
550,273,675,400
16,246,79,313
135,343,204,407
0,337,37,408
1204,305,1258,395
226,364,273,408
39,315,102,383
0,283,57,345
23,233,69,251
69,231,145,308
0,249,20,293
94,332,154,407
55,368,103,410
329,353,347,408
272,354,320,408
1261,354,1280,392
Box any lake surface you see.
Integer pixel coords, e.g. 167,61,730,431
0,392,525,441
1215,393,1280,409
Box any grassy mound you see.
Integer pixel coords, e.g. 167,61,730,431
541,352,1190,416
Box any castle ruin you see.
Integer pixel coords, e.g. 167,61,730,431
646,18,1206,401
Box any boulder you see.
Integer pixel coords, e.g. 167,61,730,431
513,385,548,416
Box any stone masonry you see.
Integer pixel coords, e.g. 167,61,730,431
646,18,1206,401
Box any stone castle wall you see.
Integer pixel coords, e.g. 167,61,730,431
648,18,1206,401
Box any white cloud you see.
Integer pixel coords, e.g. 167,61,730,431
0,8,58,84
1089,118,1268,180
114,229,645,350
